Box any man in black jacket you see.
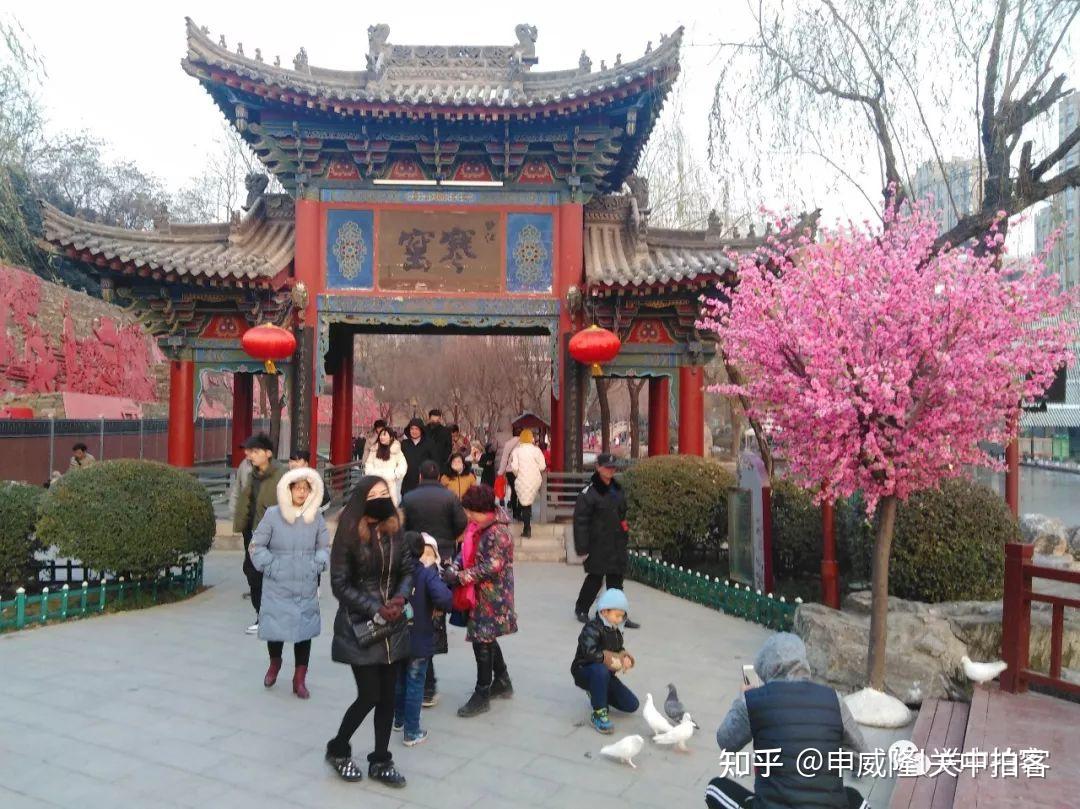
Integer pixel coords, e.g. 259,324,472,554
572,454,640,628
400,418,436,495
426,409,453,473
401,459,468,705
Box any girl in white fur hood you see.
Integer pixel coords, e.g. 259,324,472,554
248,466,331,699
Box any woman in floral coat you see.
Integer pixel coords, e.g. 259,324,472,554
444,483,516,718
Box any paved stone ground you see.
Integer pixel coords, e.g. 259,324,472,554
0,552,905,809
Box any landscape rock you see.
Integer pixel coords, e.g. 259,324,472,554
1067,526,1080,561
1019,513,1068,556
797,591,1080,706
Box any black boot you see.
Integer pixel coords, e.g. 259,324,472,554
325,740,363,782
367,759,406,788
457,686,491,717
521,505,532,538
459,642,493,716
489,641,513,699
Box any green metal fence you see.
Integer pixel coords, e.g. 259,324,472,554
0,557,204,632
626,550,798,631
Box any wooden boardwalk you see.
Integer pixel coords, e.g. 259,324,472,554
891,687,1080,809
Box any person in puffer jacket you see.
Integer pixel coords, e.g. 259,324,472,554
706,633,869,809
570,588,639,735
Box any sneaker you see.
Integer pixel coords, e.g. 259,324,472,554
624,618,641,630
403,730,429,747
245,622,259,635
368,760,406,788
591,707,614,735
392,721,404,733
575,611,588,624
422,692,438,708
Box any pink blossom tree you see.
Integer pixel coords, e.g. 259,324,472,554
699,202,1075,689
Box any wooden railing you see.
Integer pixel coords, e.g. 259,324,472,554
543,471,592,522
1000,542,1080,695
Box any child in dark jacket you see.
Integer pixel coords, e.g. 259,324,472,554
394,532,454,746
570,588,639,734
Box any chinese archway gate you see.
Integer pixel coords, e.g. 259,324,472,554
42,20,768,471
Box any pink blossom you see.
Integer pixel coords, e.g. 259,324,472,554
699,202,1076,513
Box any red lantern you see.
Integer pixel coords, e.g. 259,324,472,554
569,324,621,377
242,323,296,374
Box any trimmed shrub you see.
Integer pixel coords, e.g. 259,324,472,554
37,460,215,576
769,479,824,579
625,455,735,558
0,482,44,592
885,477,1015,602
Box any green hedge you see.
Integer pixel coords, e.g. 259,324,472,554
884,477,1015,602
0,482,44,592
37,460,215,576
624,455,735,556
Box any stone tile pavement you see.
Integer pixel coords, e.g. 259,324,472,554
0,552,906,808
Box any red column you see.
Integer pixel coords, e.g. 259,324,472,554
295,199,322,458
552,201,584,472
648,376,670,456
821,499,840,609
677,365,705,456
167,359,195,467
231,372,253,466
330,349,354,466
1000,542,1033,693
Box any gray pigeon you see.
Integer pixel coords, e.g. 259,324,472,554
665,683,700,728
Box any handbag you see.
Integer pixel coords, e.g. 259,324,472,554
432,610,449,655
350,611,412,649
494,474,506,499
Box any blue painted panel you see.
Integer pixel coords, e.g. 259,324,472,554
506,213,554,293
325,209,374,289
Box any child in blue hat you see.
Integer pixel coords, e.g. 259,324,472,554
569,588,639,733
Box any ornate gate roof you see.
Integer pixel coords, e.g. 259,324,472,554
182,20,682,194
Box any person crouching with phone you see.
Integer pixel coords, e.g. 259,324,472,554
706,633,870,809
570,588,639,734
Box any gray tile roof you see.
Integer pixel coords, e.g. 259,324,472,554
41,195,294,285
583,196,734,289
183,18,681,111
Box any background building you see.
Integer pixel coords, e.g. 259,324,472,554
912,157,981,233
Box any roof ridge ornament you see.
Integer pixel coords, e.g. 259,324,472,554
513,24,538,67
578,50,592,73
293,46,309,72
366,24,391,76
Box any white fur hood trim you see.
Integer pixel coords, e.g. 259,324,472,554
276,467,324,525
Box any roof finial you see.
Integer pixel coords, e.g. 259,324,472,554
748,222,757,238
200,25,209,36
219,34,227,48
660,32,668,43
274,55,281,67
236,42,244,57
255,48,263,62
513,24,538,66
578,49,592,73
707,209,721,235
615,53,622,67
645,41,653,54
600,59,607,71
293,47,309,71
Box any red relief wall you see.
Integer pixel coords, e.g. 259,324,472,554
0,263,161,402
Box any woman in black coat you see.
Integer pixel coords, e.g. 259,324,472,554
326,476,414,788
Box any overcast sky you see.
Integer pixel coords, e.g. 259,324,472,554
7,1,1072,248
12,3,746,186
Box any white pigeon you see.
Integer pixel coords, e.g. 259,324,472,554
600,734,645,768
652,713,696,752
961,655,1008,685
643,693,675,735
